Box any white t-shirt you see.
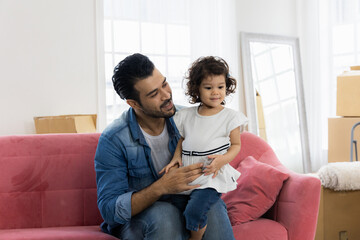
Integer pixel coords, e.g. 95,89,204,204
173,106,248,193
139,123,172,175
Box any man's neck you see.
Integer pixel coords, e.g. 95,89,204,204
135,111,166,136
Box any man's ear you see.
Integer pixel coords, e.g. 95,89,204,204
126,99,141,110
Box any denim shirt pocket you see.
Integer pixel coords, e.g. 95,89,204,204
127,147,155,191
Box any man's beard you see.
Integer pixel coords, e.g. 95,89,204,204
140,97,176,119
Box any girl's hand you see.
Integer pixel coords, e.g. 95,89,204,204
203,155,225,178
159,157,183,175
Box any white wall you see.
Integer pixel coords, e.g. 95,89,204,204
0,0,98,135
0,0,298,135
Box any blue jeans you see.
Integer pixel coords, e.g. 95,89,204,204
115,199,235,240
171,189,221,231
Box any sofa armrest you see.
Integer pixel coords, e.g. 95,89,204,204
275,171,321,240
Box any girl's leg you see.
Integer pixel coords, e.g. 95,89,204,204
184,188,221,239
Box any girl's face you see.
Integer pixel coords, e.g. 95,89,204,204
199,74,226,109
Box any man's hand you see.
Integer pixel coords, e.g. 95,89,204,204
155,162,203,195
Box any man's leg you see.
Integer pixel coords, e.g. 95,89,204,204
202,198,235,240
116,201,189,240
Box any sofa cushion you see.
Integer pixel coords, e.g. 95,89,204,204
0,226,118,240
232,218,288,240
222,156,289,225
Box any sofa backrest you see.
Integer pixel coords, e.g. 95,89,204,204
232,131,285,171
0,133,102,229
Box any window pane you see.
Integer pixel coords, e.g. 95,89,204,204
113,0,140,20
333,54,355,68
253,52,274,80
167,24,190,55
332,24,355,54
113,20,140,52
140,0,165,22
141,22,166,54
106,87,115,106
104,0,113,18
168,56,190,80
165,0,189,24
105,53,114,81
149,56,167,75
277,71,297,100
272,45,294,73
258,78,278,106
357,23,360,50
114,54,128,66
104,20,112,52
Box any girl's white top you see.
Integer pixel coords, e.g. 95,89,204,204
174,106,248,194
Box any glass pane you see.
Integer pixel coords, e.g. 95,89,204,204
167,24,190,55
272,45,294,73
113,0,140,20
165,0,189,24
106,87,115,106
104,20,112,52
357,23,360,50
114,54,128,67
141,22,166,54
103,0,113,18
253,51,274,80
251,42,270,55
258,78,278,106
140,0,165,22
277,71,297,100
149,56,167,76
105,53,114,81
333,54,355,68
113,20,140,52
168,56,190,80
332,24,355,54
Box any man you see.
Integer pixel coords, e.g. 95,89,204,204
95,53,235,240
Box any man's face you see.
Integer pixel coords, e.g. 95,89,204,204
133,68,176,118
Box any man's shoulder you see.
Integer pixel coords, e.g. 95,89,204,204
101,109,131,140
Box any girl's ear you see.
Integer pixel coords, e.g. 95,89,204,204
126,99,141,110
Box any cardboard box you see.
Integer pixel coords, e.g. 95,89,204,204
328,117,360,162
256,91,267,141
315,186,360,240
336,70,360,116
350,66,360,70
34,114,97,134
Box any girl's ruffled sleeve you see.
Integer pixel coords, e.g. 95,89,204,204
227,110,248,133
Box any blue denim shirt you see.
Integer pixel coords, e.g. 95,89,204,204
94,107,180,234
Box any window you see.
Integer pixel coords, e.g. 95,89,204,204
102,0,191,124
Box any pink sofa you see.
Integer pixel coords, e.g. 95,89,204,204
0,132,320,240
0,133,117,240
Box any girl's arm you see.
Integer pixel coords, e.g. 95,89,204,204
159,137,184,174
204,126,241,178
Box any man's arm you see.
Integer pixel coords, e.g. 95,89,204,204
131,162,203,216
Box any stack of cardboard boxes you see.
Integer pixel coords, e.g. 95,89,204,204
316,66,360,240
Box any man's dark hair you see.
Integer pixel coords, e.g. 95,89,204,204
112,53,155,103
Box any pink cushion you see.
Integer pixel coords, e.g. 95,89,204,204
222,156,289,225
232,218,288,240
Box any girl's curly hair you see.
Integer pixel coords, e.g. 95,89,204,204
185,56,236,104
